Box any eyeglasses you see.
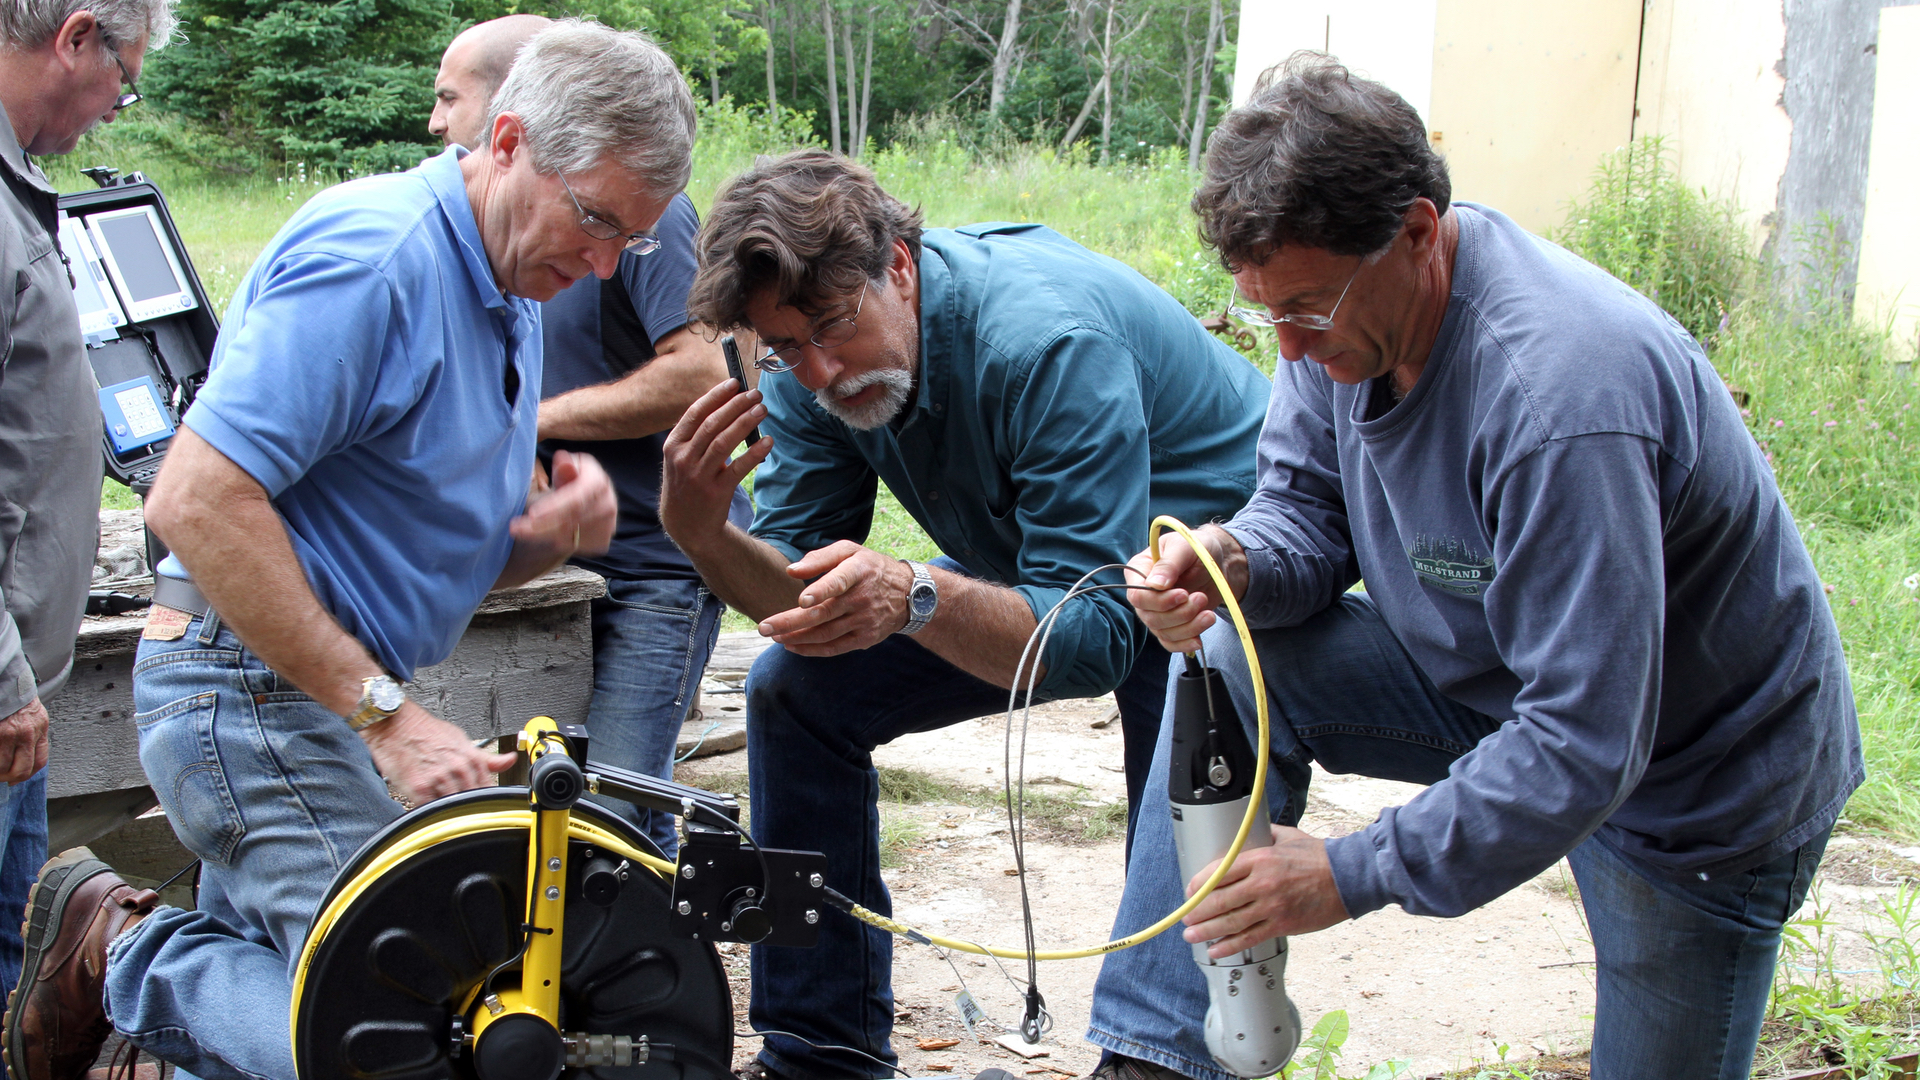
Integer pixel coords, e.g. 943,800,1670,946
1227,261,1363,332
755,280,869,373
557,171,659,255
109,51,141,112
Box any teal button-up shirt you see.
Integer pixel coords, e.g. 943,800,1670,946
751,223,1269,697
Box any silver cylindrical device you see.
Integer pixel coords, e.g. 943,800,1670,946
1167,658,1301,1078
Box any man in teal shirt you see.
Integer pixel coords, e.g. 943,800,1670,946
660,149,1269,1080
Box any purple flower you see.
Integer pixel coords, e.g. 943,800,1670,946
1824,420,1838,429
1773,419,1786,428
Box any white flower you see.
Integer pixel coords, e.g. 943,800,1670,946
1905,573,1920,591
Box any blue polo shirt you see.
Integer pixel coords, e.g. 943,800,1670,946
751,223,1270,698
173,146,541,680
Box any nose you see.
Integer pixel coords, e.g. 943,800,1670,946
1272,322,1318,363
789,342,844,392
584,241,622,281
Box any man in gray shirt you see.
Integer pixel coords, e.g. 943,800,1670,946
0,0,173,1063
1093,55,1861,1080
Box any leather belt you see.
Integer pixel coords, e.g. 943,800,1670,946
151,574,213,619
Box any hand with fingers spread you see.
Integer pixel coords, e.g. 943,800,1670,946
359,700,519,805
661,378,772,550
512,448,617,559
0,697,49,784
1181,824,1350,956
1125,523,1249,654
757,540,915,656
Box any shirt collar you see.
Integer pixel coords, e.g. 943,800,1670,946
908,242,954,428
421,144,514,313
0,98,58,197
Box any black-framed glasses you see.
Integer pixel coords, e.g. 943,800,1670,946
557,171,659,255
1227,261,1362,332
756,280,869,373
109,51,141,112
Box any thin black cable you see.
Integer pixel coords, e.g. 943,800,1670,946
733,1028,913,1078
1002,568,1136,1042
154,858,201,893
481,806,546,1005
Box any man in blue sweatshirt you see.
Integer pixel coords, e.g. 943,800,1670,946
1094,55,1862,1080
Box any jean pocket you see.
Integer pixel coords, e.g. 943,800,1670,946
134,691,248,866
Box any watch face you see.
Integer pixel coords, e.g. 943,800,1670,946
369,678,405,712
910,582,937,614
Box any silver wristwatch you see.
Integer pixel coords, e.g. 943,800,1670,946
348,674,406,731
899,560,938,635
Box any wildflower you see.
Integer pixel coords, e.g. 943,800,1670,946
1824,420,1838,429
1849,597,1861,606
1905,574,1919,591
1741,408,1752,418
1773,419,1786,428
1822,582,1835,594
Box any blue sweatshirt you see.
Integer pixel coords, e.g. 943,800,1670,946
1228,204,1862,918
751,223,1270,698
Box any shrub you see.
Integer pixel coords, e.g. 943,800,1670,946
1552,136,1753,347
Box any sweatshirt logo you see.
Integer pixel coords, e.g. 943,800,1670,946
1408,536,1495,596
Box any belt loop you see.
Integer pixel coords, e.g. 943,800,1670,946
195,608,222,645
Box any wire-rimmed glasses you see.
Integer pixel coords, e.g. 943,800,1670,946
109,51,142,112
557,171,660,255
1227,261,1363,332
755,280,870,373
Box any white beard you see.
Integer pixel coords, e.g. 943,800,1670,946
817,367,914,430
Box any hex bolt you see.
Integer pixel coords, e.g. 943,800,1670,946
809,873,823,888
546,885,560,901
677,900,692,915
547,856,562,872
681,864,696,879
805,909,820,925
721,921,732,932
745,888,757,898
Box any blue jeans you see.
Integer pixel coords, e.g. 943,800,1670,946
581,576,725,858
105,614,403,1080
0,766,46,1080
1087,594,1830,1080
745,575,1171,1079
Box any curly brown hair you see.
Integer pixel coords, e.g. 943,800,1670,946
1192,52,1449,269
688,149,924,331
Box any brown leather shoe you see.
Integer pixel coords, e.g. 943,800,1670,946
3,849,158,1080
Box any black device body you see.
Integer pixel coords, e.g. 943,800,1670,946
57,169,218,495
721,334,762,446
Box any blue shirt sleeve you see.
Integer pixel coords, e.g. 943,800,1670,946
185,253,408,498
619,193,699,346
1223,360,1361,627
1326,432,1667,918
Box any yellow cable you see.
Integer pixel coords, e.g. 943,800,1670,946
839,515,1270,960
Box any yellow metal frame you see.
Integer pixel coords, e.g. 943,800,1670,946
288,717,677,1069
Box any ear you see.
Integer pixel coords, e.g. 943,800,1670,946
887,236,915,291
52,10,100,74
488,112,525,169
1403,197,1443,261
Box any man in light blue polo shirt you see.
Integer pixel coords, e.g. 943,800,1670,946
3,22,696,1080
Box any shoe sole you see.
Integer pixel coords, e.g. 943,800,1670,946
3,848,113,1080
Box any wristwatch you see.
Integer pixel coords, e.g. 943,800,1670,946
348,675,406,731
899,561,938,635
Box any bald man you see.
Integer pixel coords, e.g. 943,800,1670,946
430,18,751,857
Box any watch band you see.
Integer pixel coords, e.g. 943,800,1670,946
899,560,937,636
348,675,405,731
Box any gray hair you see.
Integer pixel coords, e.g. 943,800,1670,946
488,19,695,200
0,0,177,53
1193,51,1449,268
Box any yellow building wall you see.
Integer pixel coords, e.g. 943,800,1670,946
1856,5,1920,359
1425,0,1642,235
1633,0,1791,245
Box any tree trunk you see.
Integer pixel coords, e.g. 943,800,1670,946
765,0,779,111
1176,3,1195,143
1098,0,1115,164
841,8,858,154
821,0,841,153
859,12,875,149
1187,0,1222,168
986,0,1023,118
710,61,722,106
1057,70,1107,149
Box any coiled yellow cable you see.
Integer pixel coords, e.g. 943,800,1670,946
837,515,1271,960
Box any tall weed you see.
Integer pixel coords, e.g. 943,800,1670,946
1553,136,1753,346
